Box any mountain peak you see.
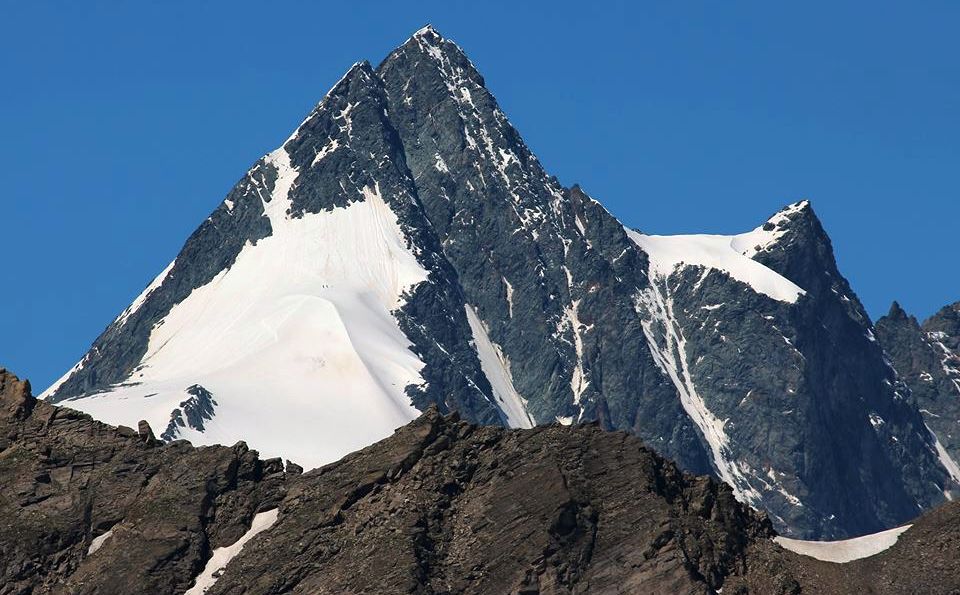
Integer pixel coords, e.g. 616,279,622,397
761,199,813,230
734,200,817,259
888,300,909,320
391,23,474,73
412,23,441,40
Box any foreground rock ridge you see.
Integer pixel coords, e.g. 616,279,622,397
43,25,958,539
5,368,960,594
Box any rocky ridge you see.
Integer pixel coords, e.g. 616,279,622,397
5,368,960,594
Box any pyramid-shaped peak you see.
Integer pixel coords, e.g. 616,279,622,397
412,24,442,39
768,199,811,221
887,300,909,320
757,199,818,234
398,23,470,63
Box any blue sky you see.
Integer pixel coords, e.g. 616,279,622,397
2,1,958,390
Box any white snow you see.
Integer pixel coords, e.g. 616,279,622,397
774,524,911,563
733,200,808,258
464,305,534,429
927,423,960,487
433,152,449,173
626,229,805,304
564,299,590,405
86,529,114,555
54,148,430,470
311,138,340,166
185,508,279,595
503,277,514,318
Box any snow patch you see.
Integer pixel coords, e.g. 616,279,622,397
733,200,808,258
311,138,340,166
464,305,534,429
928,423,960,488
774,524,911,563
185,509,279,595
626,229,805,304
503,277,514,318
87,529,113,555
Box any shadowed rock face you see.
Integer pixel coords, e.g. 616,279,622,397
876,301,960,473
3,367,960,594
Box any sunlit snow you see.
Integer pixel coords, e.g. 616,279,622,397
86,529,114,556
185,509,279,594
627,229,805,304
54,149,430,470
774,524,911,563
465,305,534,429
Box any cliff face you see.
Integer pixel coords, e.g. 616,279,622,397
876,301,960,488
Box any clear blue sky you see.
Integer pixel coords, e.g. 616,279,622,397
3,2,958,390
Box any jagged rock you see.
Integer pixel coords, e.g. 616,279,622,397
137,419,157,443
0,369,286,594
0,366,33,419
876,300,960,481
2,368,960,593
160,384,219,442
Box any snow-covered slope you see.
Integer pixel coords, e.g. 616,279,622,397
48,154,429,468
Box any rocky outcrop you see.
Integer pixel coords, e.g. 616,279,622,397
3,368,960,593
0,368,286,595
726,500,960,595
209,407,773,594
161,384,218,441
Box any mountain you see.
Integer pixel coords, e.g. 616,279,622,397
875,301,960,483
42,25,957,539
5,368,960,594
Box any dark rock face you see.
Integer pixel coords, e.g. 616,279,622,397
376,30,711,473
42,26,955,539
5,367,960,594
876,301,960,477
160,384,218,441
652,201,953,538
208,408,771,595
